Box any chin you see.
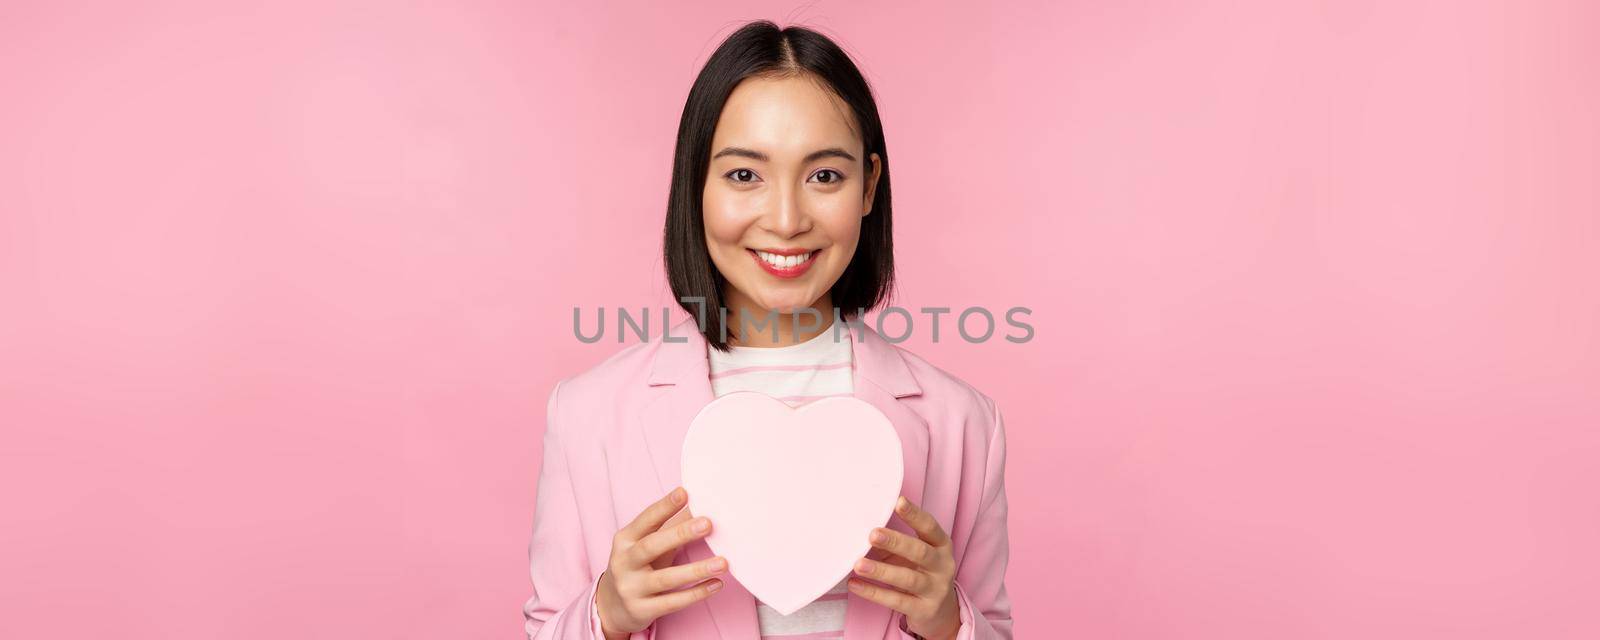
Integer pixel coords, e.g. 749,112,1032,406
758,297,814,316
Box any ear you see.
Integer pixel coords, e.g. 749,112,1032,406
862,152,882,217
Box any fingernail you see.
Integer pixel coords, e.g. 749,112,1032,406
693,518,710,533
709,557,727,572
869,529,885,544
707,580,723,592
896,496,909,512
672,487,686,504
855,559,874,574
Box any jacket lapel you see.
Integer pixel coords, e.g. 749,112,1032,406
841,320,928,640
637,316,928,640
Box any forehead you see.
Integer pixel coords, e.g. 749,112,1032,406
711,75,861,156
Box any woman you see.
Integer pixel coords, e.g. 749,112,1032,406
523,20,1013,640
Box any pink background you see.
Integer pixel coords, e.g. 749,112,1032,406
3,1,1597,638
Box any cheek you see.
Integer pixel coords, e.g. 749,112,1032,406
814,201,864,247
701,194,748,246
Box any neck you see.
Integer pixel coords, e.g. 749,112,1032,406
723,292,836,348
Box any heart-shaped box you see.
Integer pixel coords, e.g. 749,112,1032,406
681,391,904,615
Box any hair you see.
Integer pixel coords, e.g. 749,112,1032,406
663,20,895,352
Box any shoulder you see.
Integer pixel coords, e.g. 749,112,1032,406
552,340,657,402
881,343,1011,500
544,339,662,437
888,344,1003,438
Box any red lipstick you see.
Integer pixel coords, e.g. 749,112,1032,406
747,248,819,279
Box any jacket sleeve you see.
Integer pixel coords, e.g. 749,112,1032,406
898,398,1014,640
524,380,654,640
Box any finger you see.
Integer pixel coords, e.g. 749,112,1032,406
630,514,712,567
641,576,724,618
658,505,693,533
892,495,950,547
620,487,689,543
853,556,931,597
645,556,728,595
864,545,917,569
847,576,917,614
867,526,936,569
648,508,695,569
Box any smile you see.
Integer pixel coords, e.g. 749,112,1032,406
747,248,819,278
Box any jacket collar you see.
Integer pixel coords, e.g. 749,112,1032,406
637,314,928,640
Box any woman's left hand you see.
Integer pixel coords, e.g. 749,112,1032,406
849,495,962,640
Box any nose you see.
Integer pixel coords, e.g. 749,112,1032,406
760,182,812,238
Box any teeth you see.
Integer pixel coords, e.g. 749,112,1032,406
755,250,813,269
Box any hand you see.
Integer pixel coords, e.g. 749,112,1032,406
595,486,729,639
848,495,962,640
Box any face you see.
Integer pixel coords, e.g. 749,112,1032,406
702,73,882,321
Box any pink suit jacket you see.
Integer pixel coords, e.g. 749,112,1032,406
523,316,1014,640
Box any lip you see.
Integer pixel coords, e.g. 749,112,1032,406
747,247,820,279
751,247,813,256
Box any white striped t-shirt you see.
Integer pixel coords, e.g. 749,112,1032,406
706,325,854,639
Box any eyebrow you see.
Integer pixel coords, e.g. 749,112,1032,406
711,146,858,164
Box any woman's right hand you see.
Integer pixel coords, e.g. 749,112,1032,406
595,486,729,639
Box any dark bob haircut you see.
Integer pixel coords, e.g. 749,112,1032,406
664,20,895,352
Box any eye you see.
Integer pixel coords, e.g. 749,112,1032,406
725,168,760,184
810,169,846,184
